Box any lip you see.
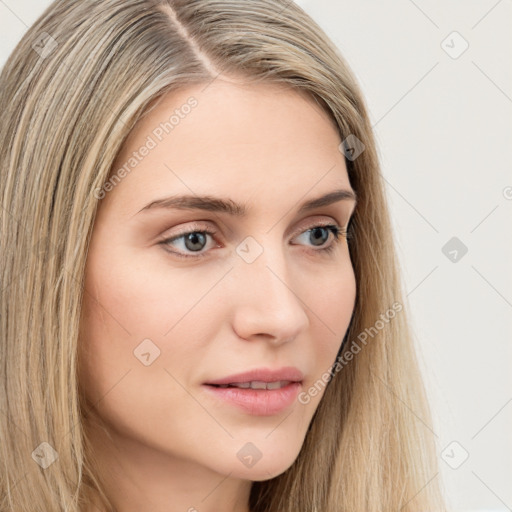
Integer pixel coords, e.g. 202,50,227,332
202,381,302,416
202,366,303,416
203,366,304,386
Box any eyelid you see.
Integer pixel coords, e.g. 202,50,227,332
158,217,343,243
159,221,218,240
291,218,342,237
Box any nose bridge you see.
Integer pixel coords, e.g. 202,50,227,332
230,233,309,340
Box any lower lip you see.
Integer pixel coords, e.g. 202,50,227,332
202,382,301,416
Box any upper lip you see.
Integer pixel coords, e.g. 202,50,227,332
204,366,304,385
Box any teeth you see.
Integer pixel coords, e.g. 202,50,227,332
266,380,289,390
215,380,292,390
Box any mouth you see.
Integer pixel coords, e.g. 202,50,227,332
202,366,304,415
206,380,297,390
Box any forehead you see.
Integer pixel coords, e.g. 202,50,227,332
102,78,352,217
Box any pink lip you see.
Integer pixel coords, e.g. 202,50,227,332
202,366,303,416
202,382,302,416
203,366,304,385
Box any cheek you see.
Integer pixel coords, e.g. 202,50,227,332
77,249,227,404
312,258,356,336
303,261,356,391
77,262,210,447
323,262,356,318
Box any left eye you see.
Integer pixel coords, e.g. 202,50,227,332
160,223,347,259
293,224,343,250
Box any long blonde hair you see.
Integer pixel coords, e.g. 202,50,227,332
0,0,446,510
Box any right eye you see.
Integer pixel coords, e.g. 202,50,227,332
159,227,219,259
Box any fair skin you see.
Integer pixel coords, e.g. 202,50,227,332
79,77,357,512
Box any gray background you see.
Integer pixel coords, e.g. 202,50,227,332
1,1,511,510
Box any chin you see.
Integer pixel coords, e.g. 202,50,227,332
246,464,295,482
225,453,301,482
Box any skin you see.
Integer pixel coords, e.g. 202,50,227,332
78,76,357,512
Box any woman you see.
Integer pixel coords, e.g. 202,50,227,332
0,0,447,510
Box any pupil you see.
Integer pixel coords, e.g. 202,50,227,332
311,227,328,246
185,232,206,251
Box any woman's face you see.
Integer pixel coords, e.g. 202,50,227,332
79,78,357,487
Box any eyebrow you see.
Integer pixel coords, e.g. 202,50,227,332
135,188,357,217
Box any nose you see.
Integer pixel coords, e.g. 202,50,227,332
229,241,310,345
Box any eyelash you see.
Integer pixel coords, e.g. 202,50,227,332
158,222,353,260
